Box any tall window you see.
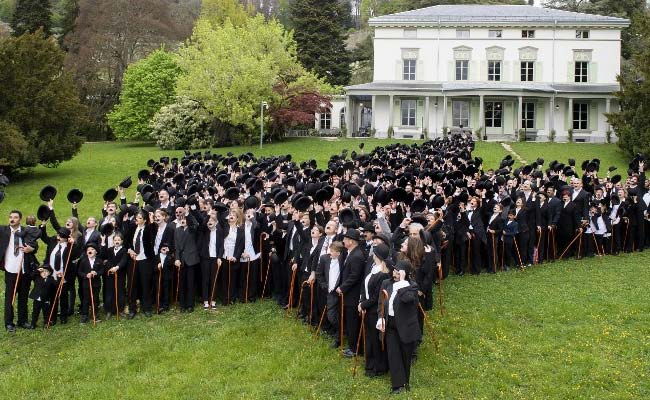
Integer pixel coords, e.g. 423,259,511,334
522,30,535,38
401,100,416,126
522,102,535,129
488,61,501,81
452,101,470,127
521,61,534,82
456,29,470,38
320,109,331,130
575,61,588,83
456,60,469,81
573,102,588,130
403,59,416,80
576,30,590,39
485,102,503,128
489,30,502,38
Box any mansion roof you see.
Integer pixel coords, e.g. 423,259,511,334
369,5,629,28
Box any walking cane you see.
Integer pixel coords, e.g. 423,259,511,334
552,228,557,260
210,260,221,306
418,303,439,352
245,259,251,304
314,304,327,340
577,232,583,260
501,240,505,271
308,281,314,329
114,271,120,320
10,256,23,306
261,255,271,301
88,276,96,327
558,230,583,260
156,268,162,313
466,237,472,274
546,227,551,262
379,289,389,352
47,246,74,328
536,227,543,264
623,218,630,251
352,310,366,378
287,268,297,315
338,291,344,355
296,280,310,318
128,259,136,306
513,238,524,269
437,264,444,317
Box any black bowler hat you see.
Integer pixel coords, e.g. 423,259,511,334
343,228,362,242
85,242,99,252
214,202,229,213
244,196,260,210
138,169,150,181
37,205,51,221
339,208,355,227
103,188,118,202
225,187,240,201
119,176,132,189
67,188,83,204
411,198,427,213
39,185,57,202
57,227,71,239
100,223,114,236
273,190,289,205
294,196,312,212
394,259,411,272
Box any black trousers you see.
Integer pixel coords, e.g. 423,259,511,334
537,228,546,264
103,271,126,314
364,306,388,374
179,263,197,309
239,259,260,302
344,303,361,353
220,258,239,305
516,231,530,265
3,271,29,326
31,299,51,327
504,238,516,268
129,259,153,314
468,235,483,274
153,269,172,310
285,262,301,307
80,280,100,318
298,271,315,323
454,241,467,274
200,257,219,303
269,253,284,302
387,317,416,389
326,291,340,342
487,234,500,272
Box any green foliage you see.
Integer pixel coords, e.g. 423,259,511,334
290,0,351,86
51,0,78,46
0,0,16,22
108,49,181,140
10,0,52,36
606,129,612,144
0,120,32,169
549,129,556,143
149,96,212,150
200,0,252,29
176,16,302,132
0,31,84,171
518,128,526,142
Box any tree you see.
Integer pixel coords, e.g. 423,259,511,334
108,49,181,140
0,31,85,170
51,0,78,48
201,0,252,28
607,12,650,156
10,0,52,36
64,0,187,139
176,16,299,133
289,0,351,86
149,97,212,150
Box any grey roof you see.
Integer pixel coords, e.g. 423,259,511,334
370,5,629,27
346,80,619,94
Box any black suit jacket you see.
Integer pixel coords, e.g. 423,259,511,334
379,279,422,344
316,253,345,292
359,269,390,311
174,213,200,266
77,256,106,287
339,245,366,305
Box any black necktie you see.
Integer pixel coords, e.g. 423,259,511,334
13,230,20,256
135,229,142,254
323,236,330,254
55,245,62,271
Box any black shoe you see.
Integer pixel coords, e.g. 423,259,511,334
281,304,289,310
19,322,33,329
187,308,194,313
391,386,406,395
342,349,355,358
365,370,377,378
79,315,89,324
6,324,16,334
127,313,136,320
179,308,186,313
330,340,341,349
144,311,152,317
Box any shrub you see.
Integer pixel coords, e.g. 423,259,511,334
150,97,212,150
568,128,574,143
549,129,556,143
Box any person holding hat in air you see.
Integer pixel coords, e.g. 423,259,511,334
40,226,79,325
377,259,421,394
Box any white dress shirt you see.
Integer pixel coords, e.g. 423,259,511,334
364,264,381,300
388,280,410,316
4,227,23,274
328,258,340,293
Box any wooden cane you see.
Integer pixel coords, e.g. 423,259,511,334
352,310,366,377
47,245,74,328
466,237,472,274
623,218,630,251
339,291,344,355
558,231,583,260
209,260,221,306
308,281,314,329
513,238,524,268
536,227,543,264
296,280,309,318
552,228,557,260
156,268,162,313
88,276,96,327
10,257,23,306
259,236,264,284
114,271,120,320
546,227,551,262
591,234,603,257
418,303,439,352
287,268,297,315
379,289,389,352
501,240,505,271
314,304,328,340
245,260,251,304
261,255,271,301
577,233,583,260
437,264,444,317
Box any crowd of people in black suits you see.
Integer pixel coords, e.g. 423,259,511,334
2,134,649,394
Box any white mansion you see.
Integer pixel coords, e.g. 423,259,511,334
319,5,629,142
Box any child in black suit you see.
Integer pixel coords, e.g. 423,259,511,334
503,210,519,270
29,264,56,328
154,243,174,312
78,243,105,324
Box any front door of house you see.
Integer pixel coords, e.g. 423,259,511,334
452,100,470,128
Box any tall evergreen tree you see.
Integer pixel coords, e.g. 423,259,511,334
290,0,351,86
10,0,52,36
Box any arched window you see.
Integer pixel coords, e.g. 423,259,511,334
320,108,332,130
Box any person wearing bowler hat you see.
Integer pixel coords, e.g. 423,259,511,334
336,228,366,357
126,210,156,318
377,259,421,394
359,242,391,377
29,264,56,328
100,230,128,318
155,242,174,312
173,206,200,312
77,242,105,323
219,208,245,306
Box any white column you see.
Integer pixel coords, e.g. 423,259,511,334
424,96,430,138
371,95,376,133
517,96,523,132
479,94,485,135
345,96,352,138
442,95,448,129
605,98,611,131
433,97,439,137
549,97,555,132
388,94,394,129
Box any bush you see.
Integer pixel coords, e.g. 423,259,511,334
549,129,556,143
568,128,574,143
150,97,213,150
0,120,33,170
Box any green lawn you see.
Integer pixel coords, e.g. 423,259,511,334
509,142,629,172
1,139,648,399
